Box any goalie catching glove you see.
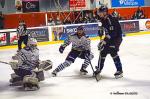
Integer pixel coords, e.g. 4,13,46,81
39,60,53,71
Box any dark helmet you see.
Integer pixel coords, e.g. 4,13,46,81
98,5,108,13
77,25,84,31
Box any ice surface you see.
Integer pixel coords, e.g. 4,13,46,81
0,34,150,99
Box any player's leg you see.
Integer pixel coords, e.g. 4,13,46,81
80,52,94,75
52,50,80,76
110,48,123,78
23,35,28,47
18,36,23,51
95,49,107,75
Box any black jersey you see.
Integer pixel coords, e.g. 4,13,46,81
99,15,123,47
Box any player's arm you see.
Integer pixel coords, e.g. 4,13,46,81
59,35,71,53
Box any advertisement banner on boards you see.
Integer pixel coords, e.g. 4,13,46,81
139,19,150,31
0,33,7,46
119,20,140,33
51,23,99,41
111,0,144,7
29,27,49,42
22,0,39,12
10,32,18,45
51,26,64,41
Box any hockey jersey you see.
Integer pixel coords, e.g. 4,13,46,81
16,47,39,70
62,34,91,51
17,24,28,36
99,15,123,48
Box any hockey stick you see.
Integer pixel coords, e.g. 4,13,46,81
88,58,99,82
0,60,9,64
85,55,99,82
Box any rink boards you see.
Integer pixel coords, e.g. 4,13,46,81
0,31,150,50
0,21,150,50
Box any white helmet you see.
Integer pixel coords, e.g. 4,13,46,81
28,38,37,46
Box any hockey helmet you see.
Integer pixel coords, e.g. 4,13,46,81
98,5,108,13
77,25,84,31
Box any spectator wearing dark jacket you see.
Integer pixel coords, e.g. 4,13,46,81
0,11,4,29
132,6,145,19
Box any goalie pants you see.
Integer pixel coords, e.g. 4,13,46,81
98,46,122,72
14,68,32,79
53,50,94,73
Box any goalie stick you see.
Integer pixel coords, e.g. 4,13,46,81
0,60,9,65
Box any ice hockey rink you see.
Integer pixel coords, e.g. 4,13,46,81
0,34,150,99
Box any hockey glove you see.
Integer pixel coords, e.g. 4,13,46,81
83,50,90,58
98,40,106,51
59,45,65,53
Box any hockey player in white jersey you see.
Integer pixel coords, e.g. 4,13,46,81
10,38,40,90
10,38,52,91
52,26,94,76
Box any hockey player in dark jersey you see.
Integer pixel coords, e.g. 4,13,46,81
52,26,94,76
95,6,123,79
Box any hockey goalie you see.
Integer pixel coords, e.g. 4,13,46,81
9,38,52,91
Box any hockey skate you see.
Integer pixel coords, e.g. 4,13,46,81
80,67,88,75
51,71,57,77
114,71,123,79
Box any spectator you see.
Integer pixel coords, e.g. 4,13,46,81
83,13,91,23
132,6,145,19
111,8,122,20
47,18,55,26
90,14,98,23
63,17,72,25
75,16,84,24
0,11,4,29
55,17,62,25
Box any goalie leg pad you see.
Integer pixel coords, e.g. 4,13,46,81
10,73,22,86
23,75,39,91
34,70,45,81
10,73,22,83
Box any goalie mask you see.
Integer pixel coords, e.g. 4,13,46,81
27,38,37,49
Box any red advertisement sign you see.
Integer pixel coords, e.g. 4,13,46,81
0,33,7,46
10,32,18,45
70,0,86,9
